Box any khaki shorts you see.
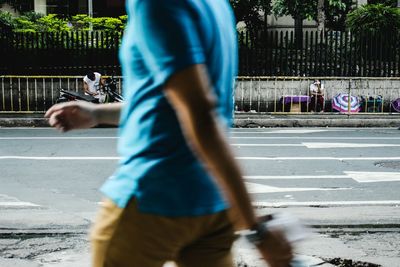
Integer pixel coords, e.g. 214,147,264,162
90,199,236,267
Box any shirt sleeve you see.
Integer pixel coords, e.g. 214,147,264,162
132,0,206,83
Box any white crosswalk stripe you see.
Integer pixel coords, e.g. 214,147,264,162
0,194,40,208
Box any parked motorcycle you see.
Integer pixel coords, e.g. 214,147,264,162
56,77,124,104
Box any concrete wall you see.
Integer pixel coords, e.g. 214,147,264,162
0,3,19,16
267,15,317,30
1,76,400,113
234,77,400,112
34,0,47,15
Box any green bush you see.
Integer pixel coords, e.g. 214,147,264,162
346,4,400,34
36,14,70,32
14,16,36,32
0,10,127,32
92,17,123,32
0,11,14,31
70,14,92,31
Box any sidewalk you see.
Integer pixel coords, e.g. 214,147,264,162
1,112,400,127
2,206,399,266
234,113,400,127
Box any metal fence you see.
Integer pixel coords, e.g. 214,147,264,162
239,30,400,77
235,76,400,114
1,75,400,115
0,31,121,75
0,76,122,113
1,30,400,77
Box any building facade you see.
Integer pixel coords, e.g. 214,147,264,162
1,0,125,17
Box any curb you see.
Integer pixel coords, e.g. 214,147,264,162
2,117,400,128
0,118,50,127
234,118,400,127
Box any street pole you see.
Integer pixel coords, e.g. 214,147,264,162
88,0,93,31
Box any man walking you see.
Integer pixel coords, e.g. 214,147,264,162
45,0,293,266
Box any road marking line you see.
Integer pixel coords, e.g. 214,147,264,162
0,156,120,160
303,142,400,148
233,143,400,148
245,173,400,183
231,136,400,140
237,157,400,161
0,194,40,208
0,137,117,140
252,201,400,207
245,182,350,194
2,156,400,161
264,129,330,134
0,202,40,207
1,137,399,141
231,144,303,147
345,171,400,183
230,127,396,131
244,175,349,179
232,129,331,134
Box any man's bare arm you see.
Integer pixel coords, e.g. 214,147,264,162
45,102,123,132
164,65,257,229
164,65,293,267
83,82,91,95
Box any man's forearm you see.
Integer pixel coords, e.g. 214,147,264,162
93,102,123,125
183,110,257,229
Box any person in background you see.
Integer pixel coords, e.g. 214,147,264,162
309,80,325,112
83,71,105,101
45,1,294,267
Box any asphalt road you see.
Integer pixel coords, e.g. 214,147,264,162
1,127,400,209
1,127,400,266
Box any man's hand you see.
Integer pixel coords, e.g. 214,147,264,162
45,101,99,132
256,228,293,267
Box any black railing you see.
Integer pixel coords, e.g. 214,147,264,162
1,30,399,76
239,30,400,77
0,31,122,75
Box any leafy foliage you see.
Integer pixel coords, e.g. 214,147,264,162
325,0,355,31
0,10,127,32
0,10,14,31
230,0,272,29
92,17,123,32
272,0,348,21
368,0,397,7
70,14,92,31
272,0,318,20
346,3,400,33
35,14,70,32
14,15,36,32
0,0,33,13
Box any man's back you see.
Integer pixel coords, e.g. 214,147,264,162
100,0,238,215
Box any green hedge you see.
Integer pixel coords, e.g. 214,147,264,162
0,11,127,32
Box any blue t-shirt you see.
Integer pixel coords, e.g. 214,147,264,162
100,0,238,216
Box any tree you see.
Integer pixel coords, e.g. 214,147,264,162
0,11,14,31
272,0,317,48
35,14,70,33
272,0,347,47
347,4,400,62
317,0,325,32
325,0,355,31
0,0,33,14
230,0,272,30
367,0,397,7
346,3,400,33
